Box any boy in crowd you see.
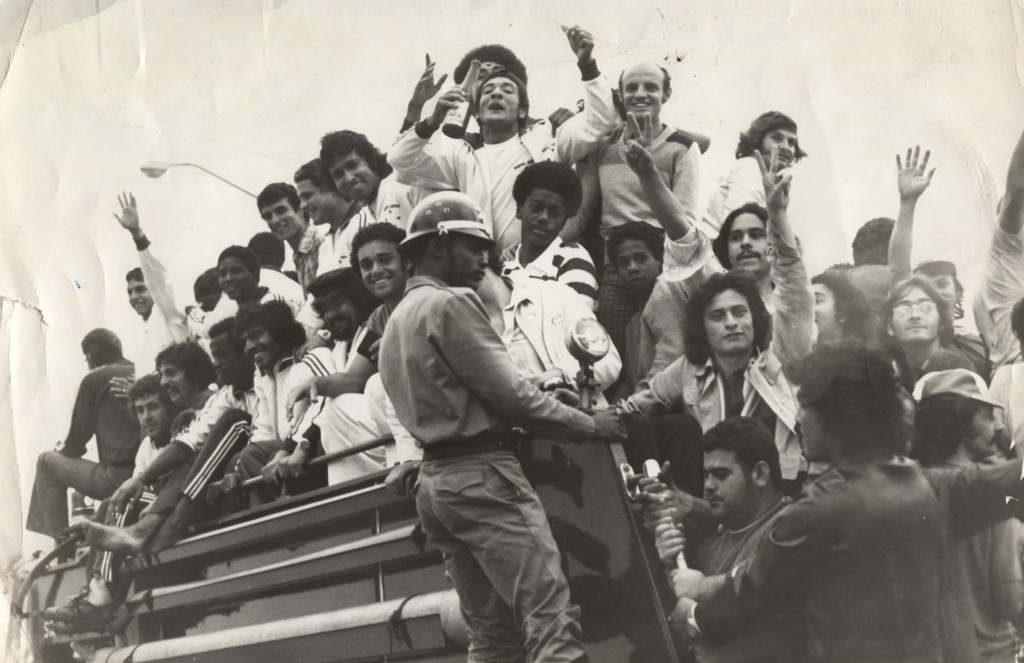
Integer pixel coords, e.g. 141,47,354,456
258,181,322,293
45,376,181,634
500,162,597,309
606,222,665,394
112,192,190,374
26,330,139,542
388,25,617,252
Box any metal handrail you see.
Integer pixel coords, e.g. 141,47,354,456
210,434,395,492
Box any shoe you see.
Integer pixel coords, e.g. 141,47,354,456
43,591,111,632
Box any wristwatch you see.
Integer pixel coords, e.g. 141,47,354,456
299,439,311,452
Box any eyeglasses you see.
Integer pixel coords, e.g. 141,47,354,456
892,299,938,320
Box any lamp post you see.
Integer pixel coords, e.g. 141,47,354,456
140,161,257,198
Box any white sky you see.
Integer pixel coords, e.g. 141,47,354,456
1,0,1023,559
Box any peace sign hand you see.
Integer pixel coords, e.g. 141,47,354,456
896,145,935,201
623,111,656,176
754,147,793,211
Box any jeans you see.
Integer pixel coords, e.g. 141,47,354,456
26,452,132,539
415,451,587,663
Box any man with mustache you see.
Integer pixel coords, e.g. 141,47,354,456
257,182,322,294
387,24,617,253
620,153,814,492
712,202,773,305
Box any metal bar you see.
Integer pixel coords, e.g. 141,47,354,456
210,435,395,491
176,163,258,198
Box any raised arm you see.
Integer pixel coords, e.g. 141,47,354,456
113,192,188,341
754,148,813,371
399,54,448,133
623,112,693,241
887,146,936,288
554,25,618,163
975,128,1024,369
388,87,467,191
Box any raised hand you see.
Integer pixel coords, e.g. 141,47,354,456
113,191,142,238
562,25,595,64
407,54,448,121
624,111,657,176
754,147,793,211
896,145,935,200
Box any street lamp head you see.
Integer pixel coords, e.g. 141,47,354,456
141,161,173,178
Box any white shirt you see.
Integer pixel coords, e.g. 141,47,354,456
476,135,533,250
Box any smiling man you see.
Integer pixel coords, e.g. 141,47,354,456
154,341,217,413
318,132,422,230
113,192,190,374
500,161,597,309
257,182,323,294
387,24,617,253
229,301,335,505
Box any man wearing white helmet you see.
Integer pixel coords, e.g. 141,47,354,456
380,191,626,662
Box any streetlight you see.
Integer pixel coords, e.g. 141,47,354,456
140,161,257,198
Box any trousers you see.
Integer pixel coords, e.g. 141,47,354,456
415,451,588,663
26,452,133,539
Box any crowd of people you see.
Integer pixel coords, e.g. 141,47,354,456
25,22,1024,663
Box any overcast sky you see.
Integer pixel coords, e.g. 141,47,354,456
2,0,1023,558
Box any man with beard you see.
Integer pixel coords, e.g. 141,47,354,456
257,182,322,294
387,25,617,253
380,191,626,661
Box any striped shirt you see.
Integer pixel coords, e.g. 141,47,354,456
501,239,598,309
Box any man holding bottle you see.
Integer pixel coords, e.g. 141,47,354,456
387,24,618,253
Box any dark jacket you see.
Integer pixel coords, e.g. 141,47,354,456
695,457,944,663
